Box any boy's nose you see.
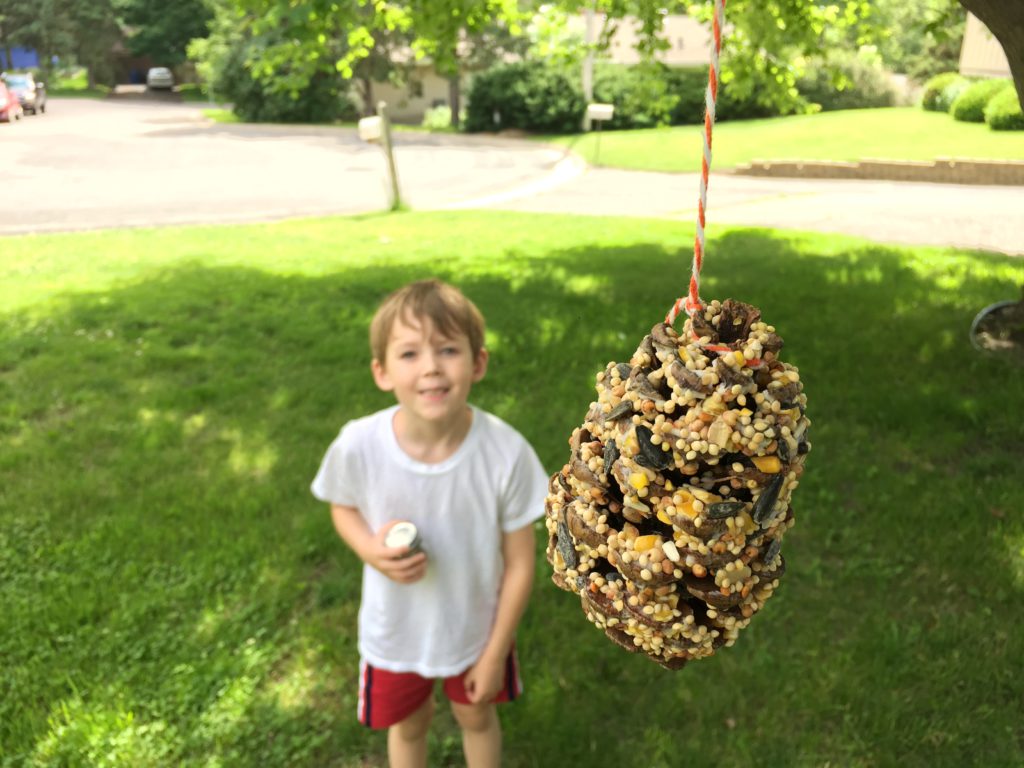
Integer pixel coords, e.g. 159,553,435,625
423,350,442,371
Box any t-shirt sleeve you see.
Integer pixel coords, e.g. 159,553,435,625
499,438,549,532
310,423,364,508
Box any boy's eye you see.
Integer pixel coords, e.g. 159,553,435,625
441,346,459,355
399,350,416,359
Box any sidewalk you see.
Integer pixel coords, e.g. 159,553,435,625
457,159,1024,256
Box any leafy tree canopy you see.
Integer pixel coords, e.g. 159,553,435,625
116,0,213,67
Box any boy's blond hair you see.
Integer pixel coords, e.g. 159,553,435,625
370,279,486,363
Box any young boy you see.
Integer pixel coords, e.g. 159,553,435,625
311,279,548,768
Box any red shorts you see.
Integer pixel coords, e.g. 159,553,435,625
357,648,522,729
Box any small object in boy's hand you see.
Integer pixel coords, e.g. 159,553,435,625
385,521,424,558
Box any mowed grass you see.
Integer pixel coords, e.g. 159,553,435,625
2,211,1023,766
548,107,1024,171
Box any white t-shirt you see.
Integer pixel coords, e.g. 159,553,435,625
311,404,548,677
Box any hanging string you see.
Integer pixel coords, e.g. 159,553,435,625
666,0,726,327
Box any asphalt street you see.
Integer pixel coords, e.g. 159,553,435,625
3,98,1023,255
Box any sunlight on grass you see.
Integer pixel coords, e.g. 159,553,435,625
267,648,320,712
225,429,278,479
33,696,173,766
547,108,1024,172
1008,532,1024,589
196,654,263,740
3,211,1023,766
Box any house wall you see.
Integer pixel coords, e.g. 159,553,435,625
365,69,471,124
568,13,711,67
1,47,40,70
959,12,1011,78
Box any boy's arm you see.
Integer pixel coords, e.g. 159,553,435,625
330,503,427,584
464,523,536,703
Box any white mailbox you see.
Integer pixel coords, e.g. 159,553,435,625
358,115,383,142
586,103,615,122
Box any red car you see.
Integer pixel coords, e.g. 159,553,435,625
0,81,24,123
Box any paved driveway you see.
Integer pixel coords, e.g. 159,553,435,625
0,98,566,234
3,98,1023,255
483,167,1024,255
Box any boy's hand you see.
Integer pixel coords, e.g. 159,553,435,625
363,521,427,584
464,652,504,704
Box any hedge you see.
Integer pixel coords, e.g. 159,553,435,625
984,87,1024,130
921,72,968,112
797,52,897,112
464,61,585,133
464,59,784,134
951,78,1013,122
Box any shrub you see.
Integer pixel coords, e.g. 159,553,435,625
951,78,1013,122
592,62,680,129
921,72,967,112
421,105,465,131
465,61,584,133
190,28,357,124
984,87,1024,131
665,67,715,124
592,63,775,127
797,51,898,112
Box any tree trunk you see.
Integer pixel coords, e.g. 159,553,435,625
360,76,374,117
959,0,1024,108
448,73,461,128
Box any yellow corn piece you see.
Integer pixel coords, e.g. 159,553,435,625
678,500,698,519
629,472,649,490
752,455,782,473
733,350,745,366
656,509,673,526
634,534,658,552
664,479,675,491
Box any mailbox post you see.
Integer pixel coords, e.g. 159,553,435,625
357,101,403,211
585,103,615,165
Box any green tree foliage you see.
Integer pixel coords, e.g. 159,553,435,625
0,0,120,85
117,0,213,67
552,1,880,116
188,2,356,122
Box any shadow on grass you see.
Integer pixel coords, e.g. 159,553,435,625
2,227,1023,766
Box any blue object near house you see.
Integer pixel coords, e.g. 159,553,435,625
0,47,40,70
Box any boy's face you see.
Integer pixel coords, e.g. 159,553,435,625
371,314,488,426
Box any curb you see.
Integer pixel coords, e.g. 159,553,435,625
732,158,1024,186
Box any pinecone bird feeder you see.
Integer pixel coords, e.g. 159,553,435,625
544,0,811,669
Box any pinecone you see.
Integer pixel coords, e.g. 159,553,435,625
545,299,811,669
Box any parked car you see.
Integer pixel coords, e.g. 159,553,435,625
3,72,46,114
146,67,174,90
0,81,24,123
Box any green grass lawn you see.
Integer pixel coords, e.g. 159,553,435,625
549,107,1024,171
2,212,1023,766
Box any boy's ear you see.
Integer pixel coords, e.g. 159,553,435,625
472,348,489,382
371,358,394,392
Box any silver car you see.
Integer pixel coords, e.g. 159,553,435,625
146,67,174,90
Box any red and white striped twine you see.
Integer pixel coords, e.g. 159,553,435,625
666,0,726,328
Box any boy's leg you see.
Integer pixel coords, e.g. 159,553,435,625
442,647,521,768
356,660,435,768
387,696,434,768
450,701,500,768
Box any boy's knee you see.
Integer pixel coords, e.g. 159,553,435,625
392,697,434,741
450,701,497,733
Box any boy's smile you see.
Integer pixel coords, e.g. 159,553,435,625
372,314,488,429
